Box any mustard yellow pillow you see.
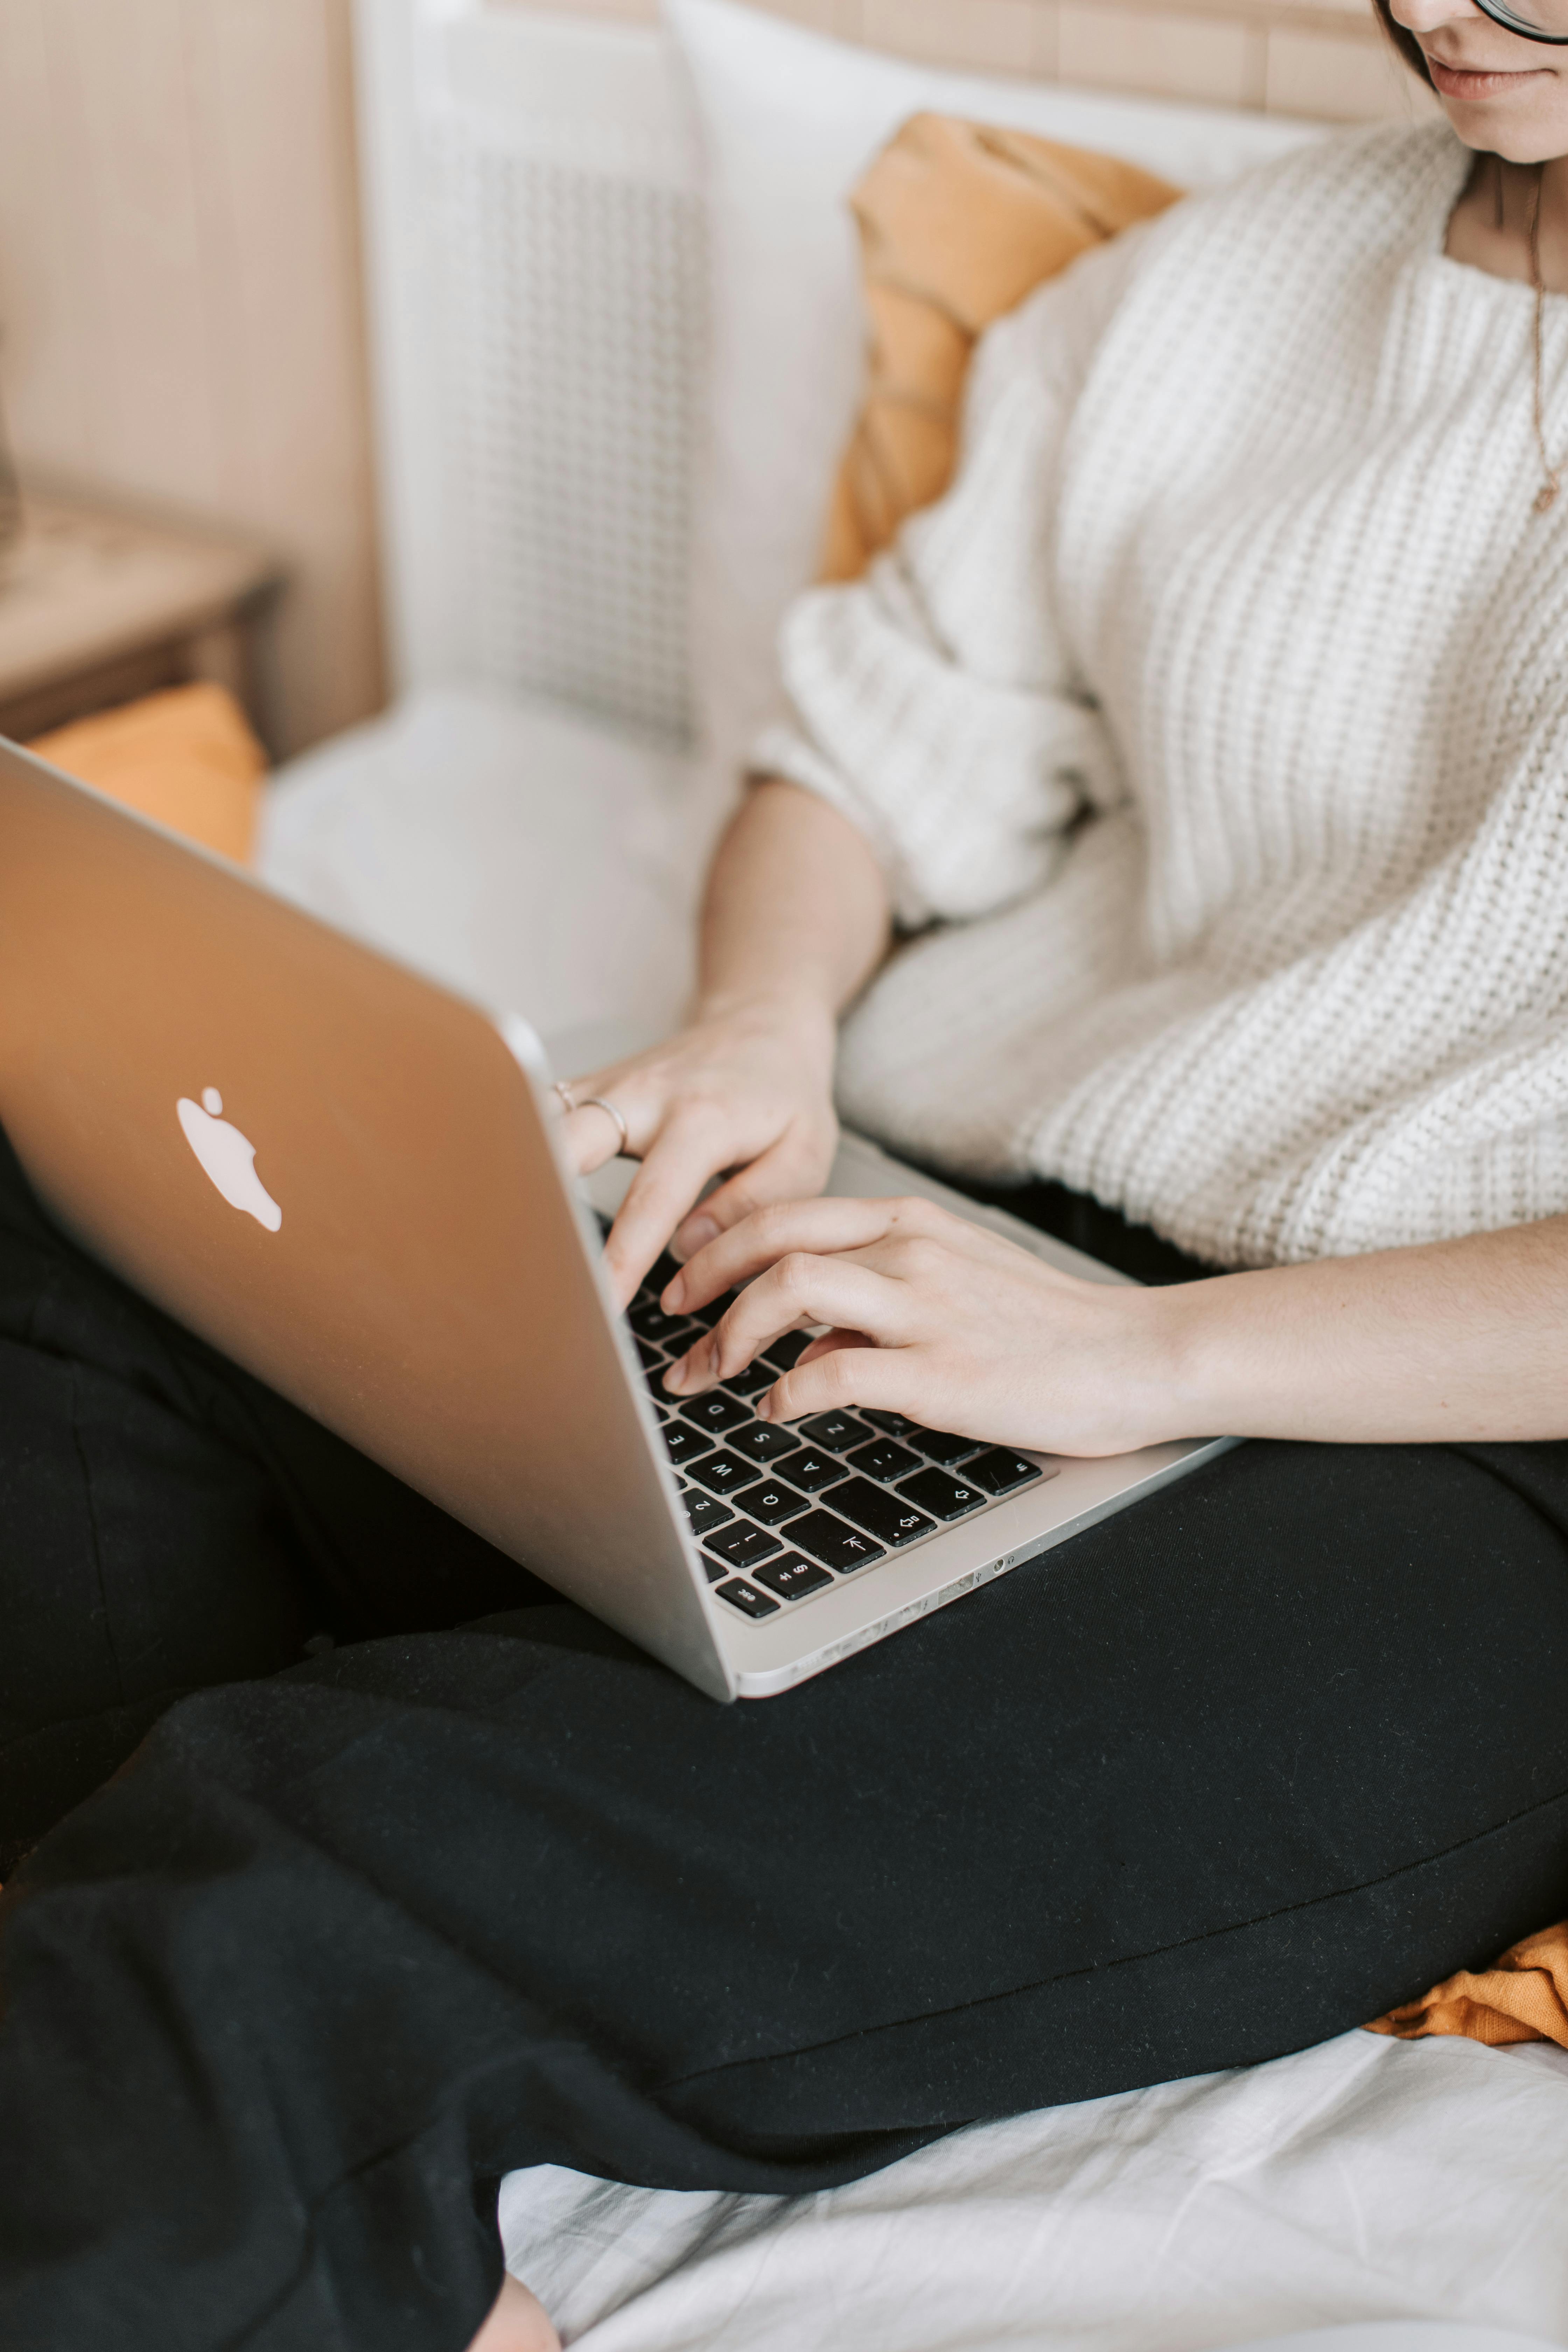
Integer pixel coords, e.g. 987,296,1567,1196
29,681,267,866
821,113,1183,584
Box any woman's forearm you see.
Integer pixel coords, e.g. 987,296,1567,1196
693,779,892,1025
1154,1215,1568,1445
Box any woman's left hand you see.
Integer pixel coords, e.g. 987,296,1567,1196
659,1195,1189,1459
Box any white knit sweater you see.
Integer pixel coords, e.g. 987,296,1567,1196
756,122,1568,1269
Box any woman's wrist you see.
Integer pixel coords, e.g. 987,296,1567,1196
1066,1280,1213,1453
1132,1278,1238,1444
1130,1271,1314,1447
1059,1276,1247,1455
690,979,839,1034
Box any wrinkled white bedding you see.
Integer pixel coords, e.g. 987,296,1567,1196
499,2036,1568,2350
264,691,1568,2351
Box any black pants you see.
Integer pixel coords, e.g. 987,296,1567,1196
4,1127,1568,2352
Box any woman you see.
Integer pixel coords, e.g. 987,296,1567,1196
6,4,1568,2348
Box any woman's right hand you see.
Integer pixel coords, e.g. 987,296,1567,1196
555,991,841,1306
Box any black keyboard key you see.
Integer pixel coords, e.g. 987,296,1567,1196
635,1338,666,1377
629,1299,695,1347
784,1449,848,1494
965,1447,1045,1496
682,1491,735,1538
897,1466,988,1521
846,1438,922,1484
909,1426,982,1467
752,1553,833,1603
827,1477,936,1549
717,1579,779,1618
704,1522,784,1572
644,1251,682,1302
724,1360,776,1399
686,1449,756,1499
763,1330,813,1372
786,1510,886,1575
701,1557,727,1583
799,1410,873,1455
662,1422,714,1467
729,1421,802,1467
861,1409,922,1440
689,1290,738,1330
677,1390,751,1435
733,1477,809,1528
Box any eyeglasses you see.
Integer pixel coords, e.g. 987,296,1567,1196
1472,0,1568,43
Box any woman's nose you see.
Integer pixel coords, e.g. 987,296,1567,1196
1388,0,1488,28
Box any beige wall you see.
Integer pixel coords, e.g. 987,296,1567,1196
0,0,383,757
536,0,1439,122
0,0,1430,761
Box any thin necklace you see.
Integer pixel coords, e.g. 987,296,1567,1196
1524,161,1561,516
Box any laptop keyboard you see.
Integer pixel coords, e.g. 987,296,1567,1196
625,1251,1048,1624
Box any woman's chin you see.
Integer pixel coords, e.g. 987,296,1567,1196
1441,104,1568,161
1427,53,1568,154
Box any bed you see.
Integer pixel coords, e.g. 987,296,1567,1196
261,5,1568,2339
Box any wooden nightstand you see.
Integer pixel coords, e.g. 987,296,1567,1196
0,490,285,752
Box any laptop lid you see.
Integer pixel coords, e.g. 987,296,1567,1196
0,735,735,1700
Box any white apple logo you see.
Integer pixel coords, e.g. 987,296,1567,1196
176,1086,282,1233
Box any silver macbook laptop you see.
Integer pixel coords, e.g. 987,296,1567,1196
0,735,1234,1700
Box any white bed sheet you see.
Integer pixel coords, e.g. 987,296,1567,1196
262,692,1568,2351
499,2036,1568,2351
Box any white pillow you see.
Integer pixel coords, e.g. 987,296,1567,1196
664,0,1327,801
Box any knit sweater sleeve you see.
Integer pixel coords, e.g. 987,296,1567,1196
751,226,1147,930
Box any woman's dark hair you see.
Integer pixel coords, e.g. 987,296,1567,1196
1371,0,1435,86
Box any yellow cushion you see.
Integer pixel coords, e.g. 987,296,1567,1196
820,114,1183,583
29,682,267,865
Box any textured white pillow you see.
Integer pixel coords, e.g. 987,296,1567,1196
664,0,1325,801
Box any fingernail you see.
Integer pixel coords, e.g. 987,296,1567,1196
662,1273,687,1310
755,1392,772,1421
677,1215,719,1259
663,1356,687,1392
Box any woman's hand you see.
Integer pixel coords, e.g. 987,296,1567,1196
556,994,841,1306
554,775,892,1306
663,1193,1568,1451
659,1194,1187,1458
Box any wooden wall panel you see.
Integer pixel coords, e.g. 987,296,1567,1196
0,0,383,756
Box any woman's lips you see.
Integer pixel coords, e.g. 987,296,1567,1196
1427,51,1554,99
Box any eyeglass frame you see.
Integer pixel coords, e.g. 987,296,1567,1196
1473,0,1568,44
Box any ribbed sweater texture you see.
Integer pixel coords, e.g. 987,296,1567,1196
757,124,1568,1269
